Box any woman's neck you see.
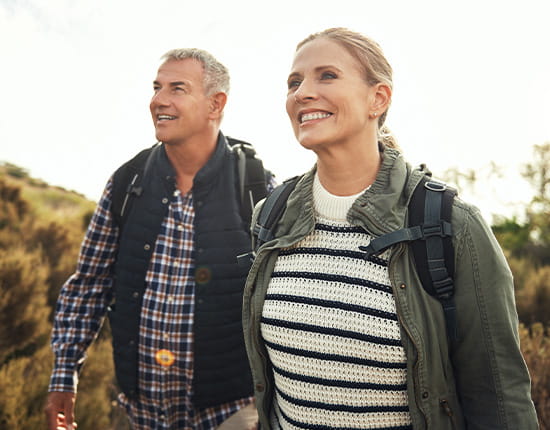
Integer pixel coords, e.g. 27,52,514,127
315,141,381,196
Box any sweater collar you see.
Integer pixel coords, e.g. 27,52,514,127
281,147,424,239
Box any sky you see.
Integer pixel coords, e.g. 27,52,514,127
1,0,549,221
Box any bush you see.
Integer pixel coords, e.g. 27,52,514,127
516,266,550,328
520,323,550,428
0,247,50,364
0,343,51,428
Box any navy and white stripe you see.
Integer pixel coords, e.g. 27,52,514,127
261,174,412,429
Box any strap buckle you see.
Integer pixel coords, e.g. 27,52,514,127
425,181,447,192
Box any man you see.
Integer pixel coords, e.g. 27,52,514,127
45,48,272,429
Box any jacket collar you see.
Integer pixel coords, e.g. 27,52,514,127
276,147,425,241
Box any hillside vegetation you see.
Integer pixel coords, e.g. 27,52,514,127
1,146,549,428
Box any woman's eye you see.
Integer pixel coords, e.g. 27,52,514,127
288,80,301,89
321,71,337,80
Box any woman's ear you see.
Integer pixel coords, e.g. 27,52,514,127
371,83,392,115
208,92,228,120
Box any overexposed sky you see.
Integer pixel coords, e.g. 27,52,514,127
1,0,549,220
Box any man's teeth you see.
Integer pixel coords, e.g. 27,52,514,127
158,115,176,120
301,112,331,123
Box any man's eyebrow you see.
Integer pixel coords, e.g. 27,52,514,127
152,80,190,87
169,81,189,87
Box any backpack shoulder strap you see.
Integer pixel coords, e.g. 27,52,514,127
410,177,458,340
111,144,157,228
227,136,269,224
237,175,300,268
253,176,300,248
360,175,458,340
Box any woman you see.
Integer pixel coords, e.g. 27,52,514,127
242,28,539,429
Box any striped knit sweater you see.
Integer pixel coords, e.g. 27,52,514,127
260,173,413,430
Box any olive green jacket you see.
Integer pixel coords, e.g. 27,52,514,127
242,147,539,429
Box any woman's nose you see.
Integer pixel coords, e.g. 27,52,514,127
293,80,317,104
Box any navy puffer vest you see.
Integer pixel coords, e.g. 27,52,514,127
109,134,254,408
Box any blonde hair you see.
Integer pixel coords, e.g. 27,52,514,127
161,48,230,96
297,28,399,150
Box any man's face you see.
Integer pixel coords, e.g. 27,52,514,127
149,58,213,147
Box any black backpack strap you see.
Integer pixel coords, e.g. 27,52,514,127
228,137,269,224
253,176,300,247
414,179,458,341
111,144,158,228
237,176,300,268
360,176,458,341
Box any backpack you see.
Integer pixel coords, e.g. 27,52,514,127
111,137,269,228
250,173,459,341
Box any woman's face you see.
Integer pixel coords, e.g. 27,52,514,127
286,38,380,153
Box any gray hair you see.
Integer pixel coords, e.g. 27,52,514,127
160,48,230,96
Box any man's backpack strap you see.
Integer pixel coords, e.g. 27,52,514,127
361,176,458,341
111,144,158,228
227,137,269,224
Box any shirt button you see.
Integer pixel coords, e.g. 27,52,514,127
132,291,139,299
162,197,169,204
144,243,151,251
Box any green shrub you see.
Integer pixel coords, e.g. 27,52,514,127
520,323,550,428
0,247,50,364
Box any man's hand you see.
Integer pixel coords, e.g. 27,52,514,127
44,391,77,430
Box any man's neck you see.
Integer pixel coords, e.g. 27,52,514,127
164,131,219,194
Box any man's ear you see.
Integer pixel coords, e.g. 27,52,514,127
371,83,392,115
208,92,227,120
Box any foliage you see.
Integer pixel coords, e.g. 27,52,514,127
0,343,52,428
515,265,550,328
520,323,550,428
0,165,127,429
0,246,50,364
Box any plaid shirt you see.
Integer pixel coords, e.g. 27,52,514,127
50,173,264,429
